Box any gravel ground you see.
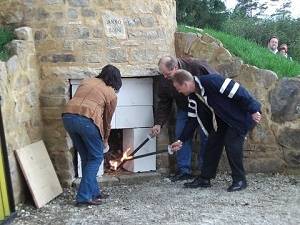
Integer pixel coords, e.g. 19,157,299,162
11,174,300,225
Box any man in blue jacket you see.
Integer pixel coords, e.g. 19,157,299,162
151,56,218,182
170,69,262,192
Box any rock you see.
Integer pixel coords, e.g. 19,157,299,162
284,148,300,168
15,27,33,41
5,55,20,77
278,128,300,150
175,32,199,56
215,59,242,78
270,78,300,122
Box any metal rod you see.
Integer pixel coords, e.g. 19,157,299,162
117,136,152,170
0,96,16,213
124,149,168,161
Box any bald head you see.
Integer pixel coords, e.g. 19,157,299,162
158,55,178,79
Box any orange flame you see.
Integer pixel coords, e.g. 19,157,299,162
120,148,133,162
109,148,133,171
109,160,119,170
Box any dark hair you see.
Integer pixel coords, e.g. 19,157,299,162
96,64,122,92
267,36,279,44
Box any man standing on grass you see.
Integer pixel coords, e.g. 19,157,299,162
267,36,279,54
170,69,261,191
151,56,218,182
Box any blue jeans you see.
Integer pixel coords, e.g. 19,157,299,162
175,110,208,174
62,113,104,203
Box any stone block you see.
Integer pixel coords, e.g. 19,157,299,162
52,54,76,63
52,26,67,38
82,53,102,63
36,8,50,20
15,27,33,41
40,95,66,107
63,40,74,51
41,54,76,63
81,8,96,17
121,65,159,77
41,107,63,120
107,48,128,63
41,79,68,96
140,16,155,27
68,0,89,7
153,3,162,15
81,40,99,50
70,27,90,39
53,12,64,19
124,17,141,27
68,8,78,19
45,0,64,5
130,48,157,63
34,30,48,41
41,66,98,79
93,28,103,38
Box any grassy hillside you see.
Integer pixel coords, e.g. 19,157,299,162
0,26,14,61
178,25,300,78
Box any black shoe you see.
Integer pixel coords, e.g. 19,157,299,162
75,199,103,207
227,180,247,192
170,173,193,182
184,176,211,188
94,192,109,201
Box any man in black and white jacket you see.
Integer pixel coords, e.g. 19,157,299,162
170,69,262,192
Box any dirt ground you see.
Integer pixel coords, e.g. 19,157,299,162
11,173,300,225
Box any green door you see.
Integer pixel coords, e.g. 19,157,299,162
0,144,10,221
0,97,14,223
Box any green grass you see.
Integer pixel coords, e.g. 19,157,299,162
178,25,300,78
0,26,15,61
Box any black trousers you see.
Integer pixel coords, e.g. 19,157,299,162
201,120,246,182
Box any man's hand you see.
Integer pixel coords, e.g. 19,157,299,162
252,112,261,123
103,141,109,153
170,140,183,152
150,125,161,137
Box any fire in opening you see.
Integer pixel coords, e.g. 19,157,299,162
109,148,133,170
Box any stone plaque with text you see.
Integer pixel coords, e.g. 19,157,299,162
102,12,126,39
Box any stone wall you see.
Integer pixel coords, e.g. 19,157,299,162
0,0,177,185
175,30,300,174
0,27,43,203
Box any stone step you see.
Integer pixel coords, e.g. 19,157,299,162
73,171,161,188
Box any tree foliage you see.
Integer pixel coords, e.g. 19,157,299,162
176,0,228,29
176,0,300,62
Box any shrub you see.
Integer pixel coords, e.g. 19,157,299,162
0,26,15,61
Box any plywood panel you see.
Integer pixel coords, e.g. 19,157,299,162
15,141,62,208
